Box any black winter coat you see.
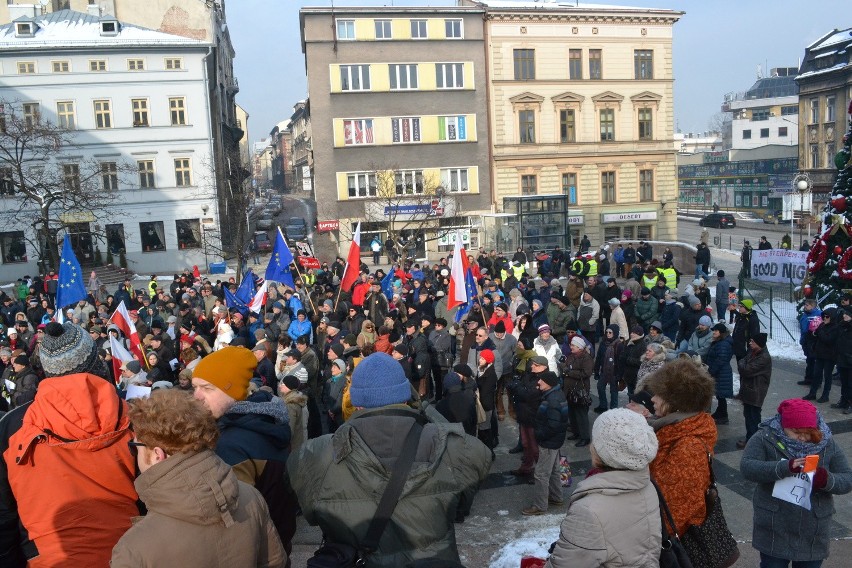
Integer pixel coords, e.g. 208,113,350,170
435,384,477,436
509,371,543,425
676,307,705,344
534,382,570,449
732,312,761,359
476,364,498,412
835,320,852,368
620,336,649,385
812,321,840,361
405,331,432,380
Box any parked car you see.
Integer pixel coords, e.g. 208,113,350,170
253,231,272,252
698,212,737,228
763,209,784,224
285,217,308,241
256,215,274,230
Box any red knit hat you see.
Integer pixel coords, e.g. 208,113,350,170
479,349,495,364
778,399,817,429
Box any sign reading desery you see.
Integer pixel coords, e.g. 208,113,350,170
751,249,808,284
297,256,321,269
317,220,340,232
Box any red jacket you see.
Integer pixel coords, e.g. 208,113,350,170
351,281,370,307
487,313,514,334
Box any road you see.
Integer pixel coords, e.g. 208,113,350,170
678,214,816,253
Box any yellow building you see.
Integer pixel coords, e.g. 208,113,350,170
467,0,682,251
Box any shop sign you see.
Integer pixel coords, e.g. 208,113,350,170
601,211,658,223
317,220,339,232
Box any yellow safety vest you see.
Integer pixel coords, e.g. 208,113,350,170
302,271,316,286
587,259,598,277
512,264,525,279
643,274,658,289
662,267,677,286
572,259,585,275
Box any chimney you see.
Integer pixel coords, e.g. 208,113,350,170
8,5,39,19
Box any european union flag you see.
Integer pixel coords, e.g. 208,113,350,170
224,286,249,316
265,231,295,288
454,268,479,323
56,234,87,311
381,268,395,301
236,269,257,304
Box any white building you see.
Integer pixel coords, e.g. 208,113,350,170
674,131,723,154
722,67,800,150
0,10,224,277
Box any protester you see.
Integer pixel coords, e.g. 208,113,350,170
563,336,594,447
706,322,735,425
736,332,772,449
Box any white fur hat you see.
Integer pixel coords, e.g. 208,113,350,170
592,408,658,471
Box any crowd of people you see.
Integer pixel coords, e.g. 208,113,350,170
0,236,850,567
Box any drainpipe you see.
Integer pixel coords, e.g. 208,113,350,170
482,11,496,215
202,46,219,255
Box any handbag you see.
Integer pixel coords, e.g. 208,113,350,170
566,383,592,407
680,447,739,568
651,479,693,568
474,390,488,424
307,420,424,567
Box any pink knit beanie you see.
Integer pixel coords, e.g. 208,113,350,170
778,399,817,429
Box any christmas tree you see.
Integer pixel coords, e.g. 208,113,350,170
804,99,852,305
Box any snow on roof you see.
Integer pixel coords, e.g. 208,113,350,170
0,9,208,49
813,28,852,50
471,0,679,13
796,62,851,81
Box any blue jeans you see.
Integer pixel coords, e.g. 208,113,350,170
744,403,761,441
695,265,710,279
596,379,619,410
759,553,822,568
809,358,835,398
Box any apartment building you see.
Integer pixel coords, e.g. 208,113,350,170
722,67,800,151
300,5,491,258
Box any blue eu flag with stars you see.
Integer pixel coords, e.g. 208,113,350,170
265,231,295,288
56,234,87,311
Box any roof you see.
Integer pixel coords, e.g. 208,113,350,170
0,9,208,50
468,0,682,15
744,75,798,99
796,27,852,82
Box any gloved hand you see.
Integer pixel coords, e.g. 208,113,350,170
788,459,802,474
813,467,828,490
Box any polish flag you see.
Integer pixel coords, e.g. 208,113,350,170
340,221,362,292
108,300,145,364
109,334,136,386
248,280,269,313
447,231,469,310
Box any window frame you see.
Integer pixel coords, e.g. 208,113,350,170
742,129,752,140
779,126,788,137
759,128,770,138
445,19,463,39
139,221,166,252
63,163,81,191
343,118,375,146
51,60,70,73
568,49,582,80
127,58,145,71
340,64,371,92
56,100,75,129
559,109,576,143
513,48,535,80
374,19,392,40
132,98,149,127
519,109,536,144
169,97,187,126
410,19,428,39
639,169,654,202
17,61,36,74
174,158,192,187
391,117,421,144
347,172,378,199
89,59,107,72
562,172,578,205
810,144,820,169
176,219,201,250
599,108,615,142
826,96,836,122
0,231,27,264
638,107,653,140
589,49,602,80
438,115,467,142
389,63,418,90
164,57,183,70
441,167,469,192
435,62,464,89
810,99,819,124
101,161,119,191
93,99,112,129
395,170,424,195
138,160,155,189
336,19,355,40
601,171,616,204
521,174,537,196
22,102,40,128
634,49,653,79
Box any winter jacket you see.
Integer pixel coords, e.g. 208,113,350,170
799,307,822,351
732,311,761,360
812,319,840,361
534,335,561,373
736,347,772,407
534,382,570,449
577,297,600,334
561,350,594,400
10,365,38,409
404,331,431,381
650,412,717,535
288,406,491,568
659,300,681,341
687,328,713,359
715,277,730,308
676,306,704,344
741,421,852,562
215,391,297,555
634,296,658,329
374,333,394,355
476,364,498,412
510,370,544,425
110,450,286,568
620,336,648,387
546,468,661,568
595,337,624,386
695,244,711,266
546,303,573,338
489,332,517,377
435,383,477,435
705,335,734,398
835,320,852,368
635,348,669,393
609,306,628,340
0,374,138,568
283,390,308,453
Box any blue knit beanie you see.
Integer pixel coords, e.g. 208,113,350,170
350,352,411,408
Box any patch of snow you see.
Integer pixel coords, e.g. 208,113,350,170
488,514,563,568
497,510,509,516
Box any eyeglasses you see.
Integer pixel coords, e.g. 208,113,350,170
128,440,146,457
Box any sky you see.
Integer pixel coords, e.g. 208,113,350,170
228,0,845,147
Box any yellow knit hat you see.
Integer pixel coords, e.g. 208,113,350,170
192,346,257,401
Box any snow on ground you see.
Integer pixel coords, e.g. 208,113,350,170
488,513,562,568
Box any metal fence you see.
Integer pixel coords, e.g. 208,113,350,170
738,277,800,344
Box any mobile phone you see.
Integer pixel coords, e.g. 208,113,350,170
804,455,819,473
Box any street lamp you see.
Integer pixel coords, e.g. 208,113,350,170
201,204,210,273
792,173,812,245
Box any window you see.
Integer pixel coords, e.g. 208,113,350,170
589,49,602,80
599,108,614,141
559,109,576,143
519,109,535,143
127,59,145,71
751,108,770,121
442,168,469,192
343,119,375,145
22,103,39,128
140,221,166,252
0,105,5,134
169,97,186,125
742,129,752,139
340,65,371,91
781,105,798,116
0,231,27,264
562,173,578,205
826,96,836,122
810,99,819,124
347,173,378,198
638,108,653,140
176,219,201,249
374,20,392,39
637,225,652,240
438,116,467,141
435,63,464,89
521,175,537,196
568,49,582,79
389,64,418,90
89,59,107,71
639,170,654,202
601,171,616,203
513,49,535,80
93,100,112,128
445,19,462,39
336,20,355,40
63,163,80,191
56,101,75,129
391,117,420,143
131,98,149,126
164,58,182,70
410,19,427,39
15,22,33,37
779,126,788,137
174,158,192,187
101,162,118,191
106,224,125,253
634,50,653,79
138,160,155,188
101,21,118,35
810,144,820,169
395,170,424,195
760,128,769,138
52,61,70,73
827,143,836,167
0,168,13,195
17,61,35,74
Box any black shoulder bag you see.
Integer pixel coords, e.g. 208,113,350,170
307,420,424,568
652,478,693,568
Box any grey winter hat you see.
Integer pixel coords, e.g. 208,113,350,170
688,295,701,307
592,408,658,471
40,322,105,378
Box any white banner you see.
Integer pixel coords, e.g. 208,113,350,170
751,249,808,284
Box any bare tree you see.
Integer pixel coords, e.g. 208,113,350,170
0,99,125,270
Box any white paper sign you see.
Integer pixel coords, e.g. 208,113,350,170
125,385,152,400
772,471,814,510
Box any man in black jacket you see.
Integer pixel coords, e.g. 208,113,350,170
404,320,432,397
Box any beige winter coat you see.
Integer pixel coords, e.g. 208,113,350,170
283,389,309,453
546,468,661,568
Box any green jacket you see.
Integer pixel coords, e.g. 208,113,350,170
288,406,490,567
635,296,658,327
546,304,573,337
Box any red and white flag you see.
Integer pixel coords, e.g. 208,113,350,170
109,334,136,386
340,221,362,292
248,280,269,313
108,300,145,364
447,231,469,310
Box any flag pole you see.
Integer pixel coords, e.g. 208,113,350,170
279,226,318,314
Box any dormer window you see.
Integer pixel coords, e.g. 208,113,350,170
100,20,119,36
15,22,35,37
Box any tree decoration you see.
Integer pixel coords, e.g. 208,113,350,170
807,237,828,273
831,196,849,212
838,247,852,280
803,284,813,297
835,245,844,255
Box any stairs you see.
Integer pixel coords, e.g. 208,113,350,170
86,264,137,289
